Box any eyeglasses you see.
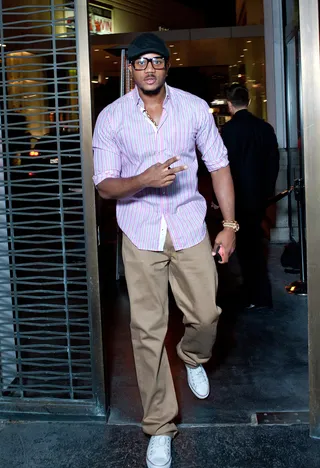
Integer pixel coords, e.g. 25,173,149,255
131,56,167,71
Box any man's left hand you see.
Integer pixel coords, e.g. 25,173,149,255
212,228,236,264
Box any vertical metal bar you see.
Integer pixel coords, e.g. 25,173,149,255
74,0,106,416
120,49,126,97
0,0,23,398
115,48,127,281
299,0,320,439
50,0,74,400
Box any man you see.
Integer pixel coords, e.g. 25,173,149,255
93,33,238,468
221,84,280,309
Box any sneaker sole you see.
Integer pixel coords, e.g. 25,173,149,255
187,375,210,399
146,456,172,468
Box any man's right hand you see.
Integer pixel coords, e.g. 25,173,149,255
140,156,188,188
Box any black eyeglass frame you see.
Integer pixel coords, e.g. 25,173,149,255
130,56,168,71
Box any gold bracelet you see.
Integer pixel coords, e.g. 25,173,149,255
222,220,240,232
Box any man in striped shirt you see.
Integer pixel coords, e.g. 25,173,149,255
93,33,238,468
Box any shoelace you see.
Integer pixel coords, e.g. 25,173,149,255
149,437,170,456
191,367,207,385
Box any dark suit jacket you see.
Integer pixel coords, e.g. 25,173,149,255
221,109,280,217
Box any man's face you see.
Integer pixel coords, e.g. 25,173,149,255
129,53,170,96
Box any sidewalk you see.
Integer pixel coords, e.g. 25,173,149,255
1,421,319,468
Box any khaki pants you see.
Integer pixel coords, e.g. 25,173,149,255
122,230,221,437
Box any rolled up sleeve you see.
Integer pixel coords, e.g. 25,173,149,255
196,100,229,173
92,107,121,186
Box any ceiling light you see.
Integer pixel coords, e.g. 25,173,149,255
94,49,99,52
263,99,267,102
113,61,118,64
173,52,178,55
0,44,6,47
105,77,109,80
238,74,242,78
105,55,110,59
247,40,252,43
91,80,98,84
179,64,183,66
176,58,180,61
169,44,174,48
240,55,244,58
238,60,242,63
243,48,248,52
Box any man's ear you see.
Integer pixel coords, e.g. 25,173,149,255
166,61,171,75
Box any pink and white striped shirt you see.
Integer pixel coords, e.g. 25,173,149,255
93,84,229,251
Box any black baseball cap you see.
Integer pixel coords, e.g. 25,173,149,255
128,33,170,62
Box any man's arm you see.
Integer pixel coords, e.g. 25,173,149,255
195,101,236,263
265,126,280,198
93,108,187,199
211,165,236,263
97,157,187,200
97,176,144,200
211,165,235,221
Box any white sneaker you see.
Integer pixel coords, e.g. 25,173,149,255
146,435,172,468
186,364,210,399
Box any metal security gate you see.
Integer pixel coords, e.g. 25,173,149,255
0,0,105,419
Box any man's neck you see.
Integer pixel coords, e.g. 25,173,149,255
138,84,166,108
233,106,248,115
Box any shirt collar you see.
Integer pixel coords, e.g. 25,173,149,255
133,83,170,107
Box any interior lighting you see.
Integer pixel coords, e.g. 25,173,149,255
113,61,118,64
243,48,248,52
263,99,267,102
208,108,214,114
0,44,6,47
173,52,178,55
238,74,242,78
94,49,100,52
169,44,175,48
238,60,242,63
240,55,244,58
91,80,98,84
179,63,183,66
105,77,109,80
176,58,181,61
29,151,39,157
247,40,252,43
105,55,110,59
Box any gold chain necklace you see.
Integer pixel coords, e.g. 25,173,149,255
144,109,158,128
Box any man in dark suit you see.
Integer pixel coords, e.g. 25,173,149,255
221,84,280,309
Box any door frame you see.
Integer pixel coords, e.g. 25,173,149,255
299,0,320,439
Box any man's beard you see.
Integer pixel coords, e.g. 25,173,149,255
140,83,163,96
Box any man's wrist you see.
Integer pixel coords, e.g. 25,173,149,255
136,172,147,189
222,220,240,232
